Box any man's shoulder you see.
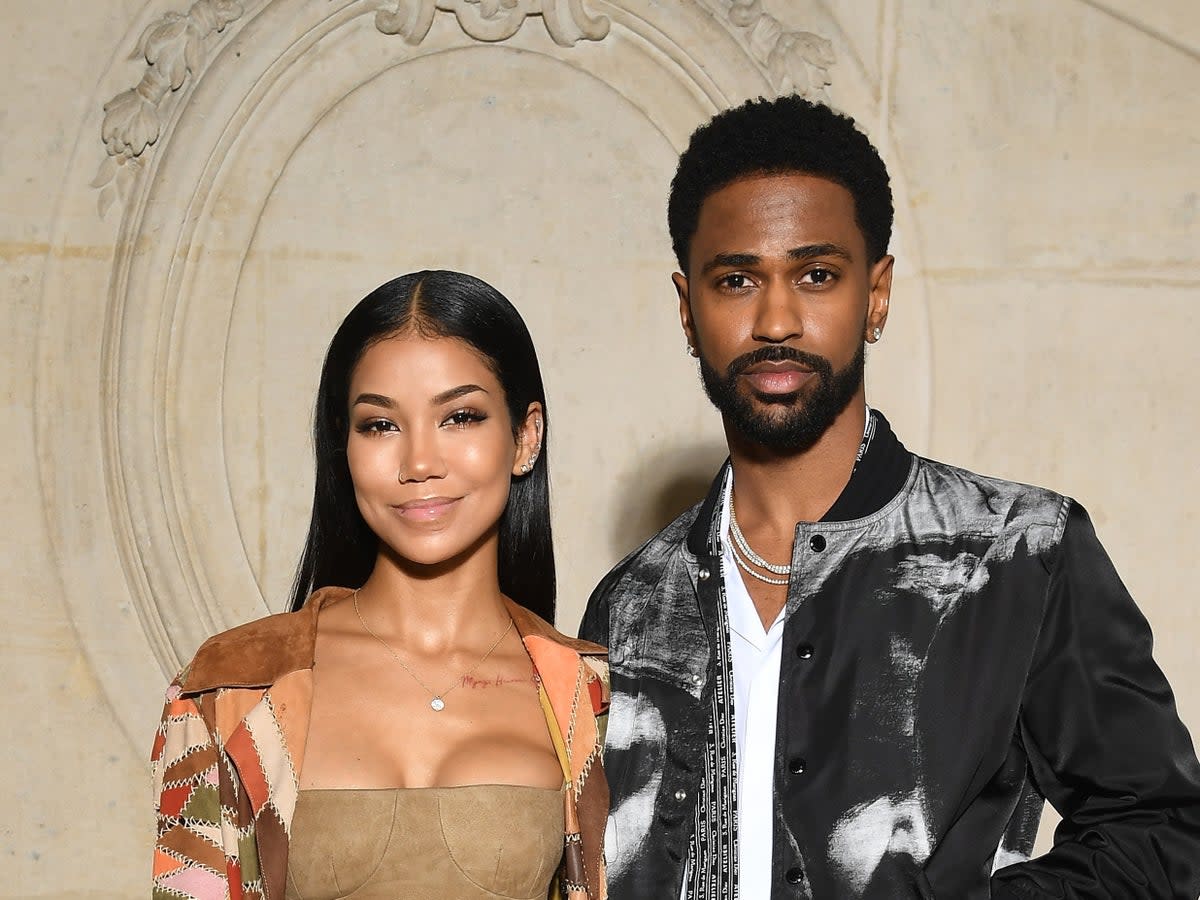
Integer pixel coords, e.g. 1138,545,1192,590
911,455,1073,540
590,500,703,606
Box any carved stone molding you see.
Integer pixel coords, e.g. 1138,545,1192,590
94,0,248,217
43,3,921,758
710,0,834,98
376,0,610,47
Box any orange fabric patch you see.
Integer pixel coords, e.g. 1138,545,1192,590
166,698,193,718
150,728,166,764
525,636,578,729
525,636,598,784
153,847,185,878
215,687,265,742
588,678,607,715
227,859,244,900
159,784,193,818
224,724,269,814
267,669,313,775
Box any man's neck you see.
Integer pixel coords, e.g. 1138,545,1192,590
725,397,868,528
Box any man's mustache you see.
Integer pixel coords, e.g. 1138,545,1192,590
725,345,833,379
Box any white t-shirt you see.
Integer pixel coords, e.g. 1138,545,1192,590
721,469,787,897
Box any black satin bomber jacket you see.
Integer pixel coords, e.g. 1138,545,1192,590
580,411,1200,899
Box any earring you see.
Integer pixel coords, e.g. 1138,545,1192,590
687,345,698,358
520,462,530,474
871,327,882,341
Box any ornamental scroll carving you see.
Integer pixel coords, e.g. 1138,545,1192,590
718,0,834,98
92,0,832,217
375,0,610,47
58,0,851,717
93,0,246,217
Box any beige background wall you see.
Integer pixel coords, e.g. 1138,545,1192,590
2,1,1196,895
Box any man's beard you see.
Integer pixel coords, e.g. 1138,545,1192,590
698,341,865,453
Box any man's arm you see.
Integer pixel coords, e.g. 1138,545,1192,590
578,577,611,646
991,502,1200,899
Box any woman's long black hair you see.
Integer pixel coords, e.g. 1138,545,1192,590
288,270,555,622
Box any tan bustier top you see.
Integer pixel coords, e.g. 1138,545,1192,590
285,784,565,900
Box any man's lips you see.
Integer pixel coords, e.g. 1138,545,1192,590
394,496,460,520
739,361,814,394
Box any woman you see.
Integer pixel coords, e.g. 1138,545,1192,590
151,271,608,900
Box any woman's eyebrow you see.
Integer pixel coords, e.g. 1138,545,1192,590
352,384,488,409
352,392,394,408
432,384,488,405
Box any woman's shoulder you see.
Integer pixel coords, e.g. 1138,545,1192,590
505,597,606,657
175,586,351,694
505,599,609,717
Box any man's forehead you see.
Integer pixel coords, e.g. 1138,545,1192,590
692,173,863,256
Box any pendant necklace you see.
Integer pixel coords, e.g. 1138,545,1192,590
353,589,514,712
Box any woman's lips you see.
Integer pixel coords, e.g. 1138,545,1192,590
395,496,460,520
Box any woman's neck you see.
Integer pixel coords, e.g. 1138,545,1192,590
354,540,511,652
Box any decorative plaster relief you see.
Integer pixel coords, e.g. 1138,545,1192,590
711,0,834,98
48,4,872,752
94,0,248,217
376,0,610,47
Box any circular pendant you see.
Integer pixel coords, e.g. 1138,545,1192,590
430,697,445,711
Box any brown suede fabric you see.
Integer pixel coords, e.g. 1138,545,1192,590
164,586,609,900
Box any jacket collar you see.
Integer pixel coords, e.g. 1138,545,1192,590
684,409,912,557
179,585,604,695
686,461,730,559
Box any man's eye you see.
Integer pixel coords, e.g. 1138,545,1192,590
719,273,752,290
804,268,835,286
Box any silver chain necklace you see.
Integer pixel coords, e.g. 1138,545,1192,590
353,590,513,712
729,500,792,576
725,409,875,589
730,541,791,585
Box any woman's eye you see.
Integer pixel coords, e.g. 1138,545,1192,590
355,419,396,435
445,409,487,428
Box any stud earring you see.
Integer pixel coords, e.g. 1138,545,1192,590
872,327,882,341
687,345,699,358
520,462,530,474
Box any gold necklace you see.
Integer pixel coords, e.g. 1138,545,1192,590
353,589,514,712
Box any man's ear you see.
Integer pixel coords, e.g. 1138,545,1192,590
512,401,544,476
674,271,698,354
865,255,894,341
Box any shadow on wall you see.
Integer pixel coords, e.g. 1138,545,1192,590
609,439,729,558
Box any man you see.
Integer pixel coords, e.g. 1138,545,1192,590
580,95,1200,899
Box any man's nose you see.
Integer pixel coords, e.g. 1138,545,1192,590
751,278,804,343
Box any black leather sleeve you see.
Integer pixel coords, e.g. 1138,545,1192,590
578,577,611,647
991,502,1200,899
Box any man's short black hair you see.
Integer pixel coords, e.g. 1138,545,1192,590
667,95,893,271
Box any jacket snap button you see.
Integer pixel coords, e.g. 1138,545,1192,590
698,568,710,581
674,789,688,802
796,643,814,660
785,866,805,884
809,534,826,552
789,757,806,775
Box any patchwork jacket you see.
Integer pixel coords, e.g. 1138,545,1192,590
581,412,1200,899
151,586,610,900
